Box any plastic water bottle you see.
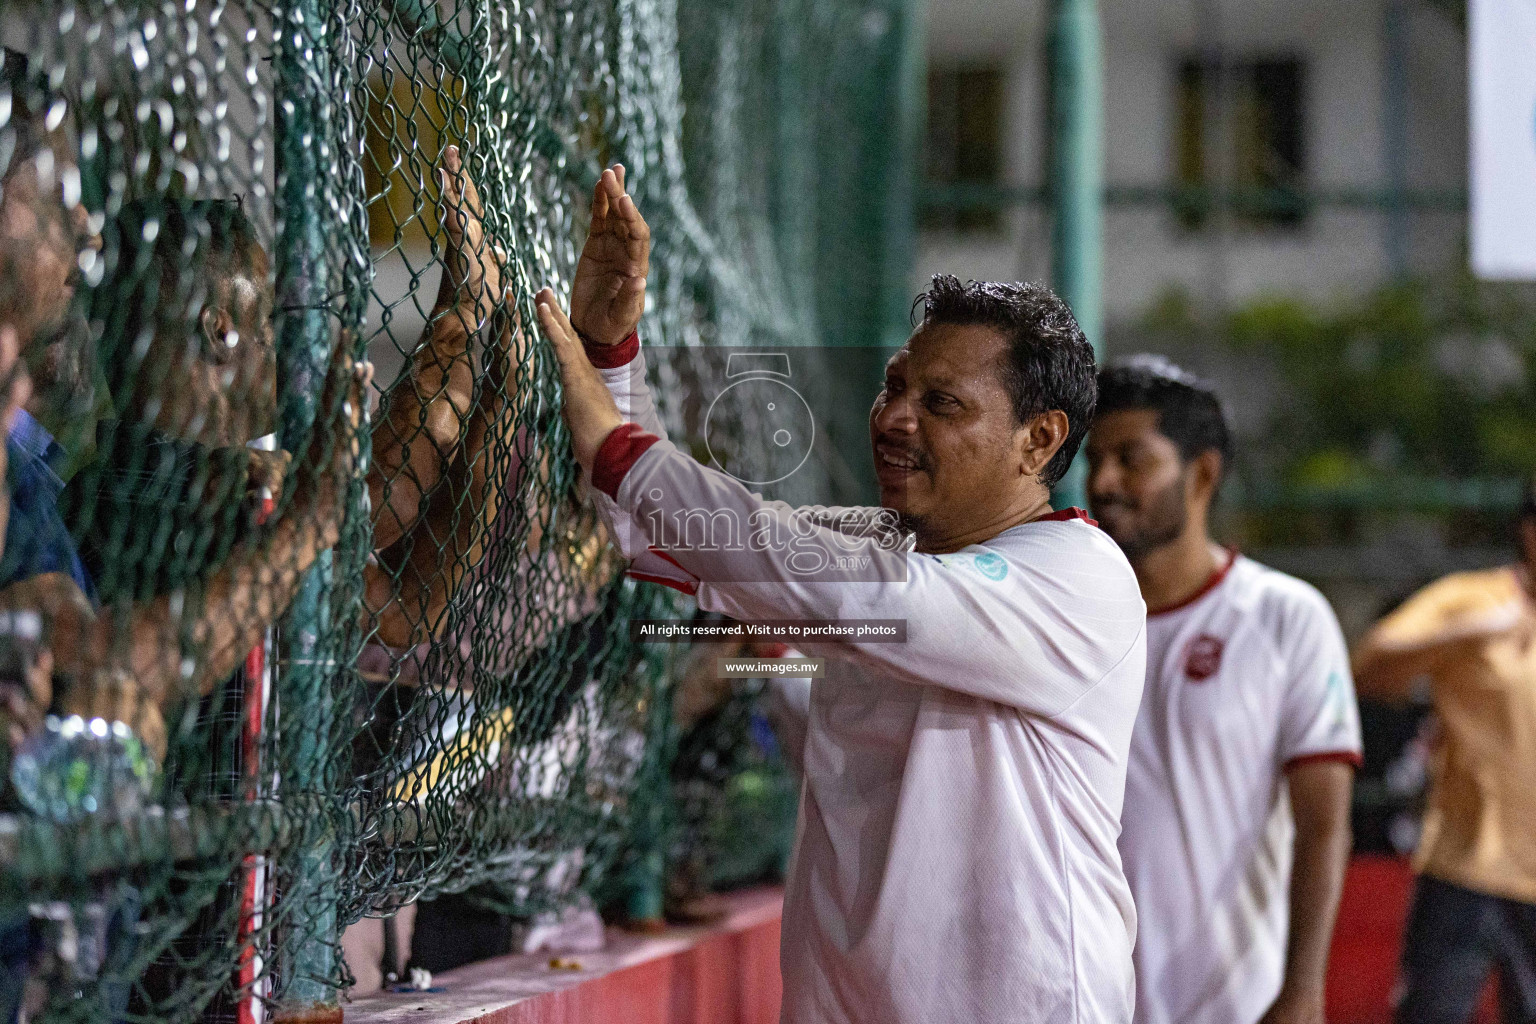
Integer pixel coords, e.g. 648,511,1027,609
11,715,156,822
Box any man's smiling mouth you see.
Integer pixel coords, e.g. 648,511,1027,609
876,443,922,471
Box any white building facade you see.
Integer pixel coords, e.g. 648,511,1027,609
917,0,1469,330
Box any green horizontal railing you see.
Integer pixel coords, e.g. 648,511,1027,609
1228,476,1524,513
921,181,1469,215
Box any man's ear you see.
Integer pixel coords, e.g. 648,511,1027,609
199,305,236,363
1188,449,1224,506
1019,410,1070,480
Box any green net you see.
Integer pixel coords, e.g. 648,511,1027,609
0,0,917,1018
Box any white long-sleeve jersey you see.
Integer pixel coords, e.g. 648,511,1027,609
588,337,1148,1024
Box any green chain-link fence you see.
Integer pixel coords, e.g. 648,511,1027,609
0,0,917,1019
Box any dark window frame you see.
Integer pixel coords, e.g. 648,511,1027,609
923,62,1006,234
1173,54,1309,231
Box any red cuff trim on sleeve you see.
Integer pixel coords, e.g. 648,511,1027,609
592,422,660,499
625,569,699,596
1284,750,1364,771
582,329,640,369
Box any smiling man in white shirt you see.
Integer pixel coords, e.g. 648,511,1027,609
1086,357,1361,1024
535,165,1147,1024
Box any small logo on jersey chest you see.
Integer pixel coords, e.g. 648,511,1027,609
972,552,1009,580
1183,634,1225,681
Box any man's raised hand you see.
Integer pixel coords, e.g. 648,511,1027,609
535,287,623,475
570,165,650,347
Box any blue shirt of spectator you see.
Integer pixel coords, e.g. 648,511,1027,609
0,409,95,597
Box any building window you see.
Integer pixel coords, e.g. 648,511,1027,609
923,64,1004,232
1175,57,1306,229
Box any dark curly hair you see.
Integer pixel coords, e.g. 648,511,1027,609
911,274,1098,488
1095,355,1234,480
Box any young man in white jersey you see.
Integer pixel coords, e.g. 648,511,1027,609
532,166,1147,1024
1085,357,1361,1024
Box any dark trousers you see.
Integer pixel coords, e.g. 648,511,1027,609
1396,874,1536,1024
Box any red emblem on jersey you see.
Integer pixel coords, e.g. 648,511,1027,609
1183,634,1225,681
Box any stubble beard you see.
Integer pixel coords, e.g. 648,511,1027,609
1103,482,1189,561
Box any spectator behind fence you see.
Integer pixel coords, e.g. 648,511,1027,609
0,49,105,760
362,144,528,652
52,143,522,749
0,50,365,759
64,198,279,605
0,49,98,602
1354,480,1536,1024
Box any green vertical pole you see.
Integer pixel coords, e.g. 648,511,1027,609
878,0,925,353
1381,0,1409,280
272,0,341,1017
1048,0,1104,508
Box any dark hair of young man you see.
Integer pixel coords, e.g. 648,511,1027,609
911,274,1097,488
1095,355,1233,479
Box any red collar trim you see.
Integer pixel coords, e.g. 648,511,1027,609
1037,507,1098,526
1147,546,1239,617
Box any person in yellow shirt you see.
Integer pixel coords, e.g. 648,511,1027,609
1354,480,1536,1024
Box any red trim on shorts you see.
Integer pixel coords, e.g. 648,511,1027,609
1284,750,1364,771
583,329,640,368
1148,546,1240,617
1039,507,1098,526
592,422,660,499
756,642,791,658
625,569,699,596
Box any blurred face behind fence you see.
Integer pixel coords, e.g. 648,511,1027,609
868,275,1096,546
191,241,276,446
0,122,101,385
114,202,277,448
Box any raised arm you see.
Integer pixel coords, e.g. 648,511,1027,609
370,145,504,551
1353,574,1518,701
535,293,1141,715
366,301,530,649
42,346,370,709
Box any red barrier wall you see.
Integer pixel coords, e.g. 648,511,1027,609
350,858,1505,1024
345,888,782,1024
1327,855,1496,1024
1327,855,1413,1024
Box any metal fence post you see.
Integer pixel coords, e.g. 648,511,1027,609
1048,0,1103,508
1382,0,1410,280
272,0,342,1017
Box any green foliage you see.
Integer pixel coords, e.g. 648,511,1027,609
1145,273,1536,485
